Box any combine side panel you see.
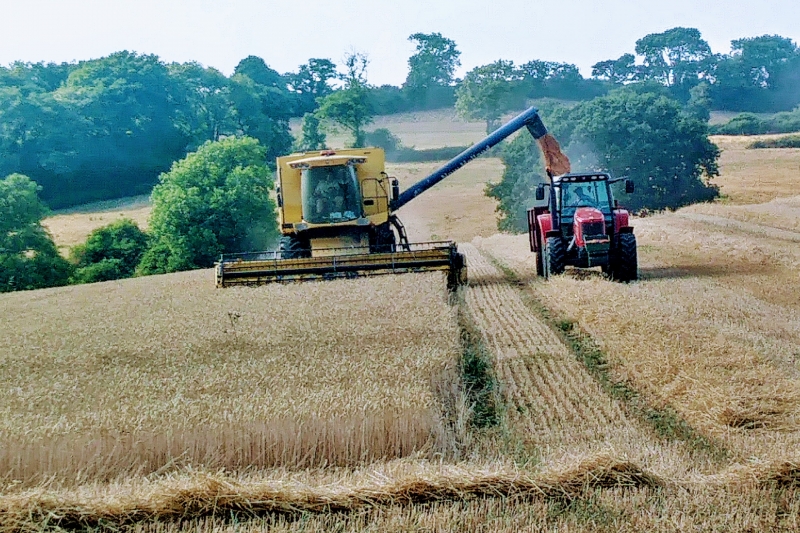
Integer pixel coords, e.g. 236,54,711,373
216,242,467,290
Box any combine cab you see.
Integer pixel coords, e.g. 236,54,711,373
528,173,638,281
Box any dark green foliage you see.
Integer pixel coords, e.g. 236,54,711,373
364,128,402,154
71,219,149,282
140,137,277,274
456,60,519,133
404,33,461,110
316,52,373,148
71,259,126,284
748,135,800,148
569,89,719,212
0,174,72,292
296,113,327,151
711,108,800,135
288,58,338,116
486,133,545,232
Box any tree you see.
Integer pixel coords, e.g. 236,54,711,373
139,137,277,274
711,35,800,111
296,112,327,151
228,74,294,162
289,58,338,115
0,174,72,291
71,219,149,283
169,62,235,149
455,60,516,133
404,32,461,108
315,52,373,148
635,27,713,96
571,89,719,211
591,54,638,84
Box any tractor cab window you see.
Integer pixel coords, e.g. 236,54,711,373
301,164,362,224
560,181,611,214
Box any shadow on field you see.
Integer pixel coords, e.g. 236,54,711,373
640,261,777,280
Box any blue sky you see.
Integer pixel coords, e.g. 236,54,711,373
2,0,798,84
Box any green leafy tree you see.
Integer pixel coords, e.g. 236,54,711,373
404,32,461,108
229,73,294,162
296,112,327,151
635,27,713,96
711,35,800,111
455,60,516,133
289,58,338,115
316,52,373,148
139,137,277,274
591,54,639,84
71,219,149,282
169,62,235,149
0,174,72,291
570,89,719,211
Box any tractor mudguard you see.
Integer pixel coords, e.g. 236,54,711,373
613,209,631,234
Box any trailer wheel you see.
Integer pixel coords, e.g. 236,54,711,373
280,235,310,259
610,233,638,282
544,236,566,279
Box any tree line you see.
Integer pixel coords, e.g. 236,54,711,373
3,28,797,210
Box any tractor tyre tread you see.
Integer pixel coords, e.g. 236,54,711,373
545,236,566,278
612,233,638,282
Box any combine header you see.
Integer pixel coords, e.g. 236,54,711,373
216,106,564,289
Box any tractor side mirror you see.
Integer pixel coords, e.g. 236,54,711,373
625,180,635,194
390,178,400,202
276,187,283,207
535,184,545,201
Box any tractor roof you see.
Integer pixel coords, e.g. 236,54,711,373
554,173,611,184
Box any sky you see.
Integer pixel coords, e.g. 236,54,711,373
1,0,799,85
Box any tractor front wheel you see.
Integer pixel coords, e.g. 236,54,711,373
544,236,566,279
610,233,638,282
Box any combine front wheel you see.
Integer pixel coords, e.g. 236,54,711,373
279,235,310,259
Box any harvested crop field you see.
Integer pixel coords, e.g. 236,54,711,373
7,111,800,531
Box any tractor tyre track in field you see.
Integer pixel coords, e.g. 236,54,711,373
460,244,674,464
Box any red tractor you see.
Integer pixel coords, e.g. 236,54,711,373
527,172,638,281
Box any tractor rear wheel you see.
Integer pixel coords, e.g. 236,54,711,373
544,236,566,279
279,235,310,259
610,233,638,282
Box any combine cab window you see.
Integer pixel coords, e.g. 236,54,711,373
301,164,362,224
560,181,611,214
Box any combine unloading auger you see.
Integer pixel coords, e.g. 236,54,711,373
216,106,567,289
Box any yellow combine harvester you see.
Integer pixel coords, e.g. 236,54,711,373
216,106,554,289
